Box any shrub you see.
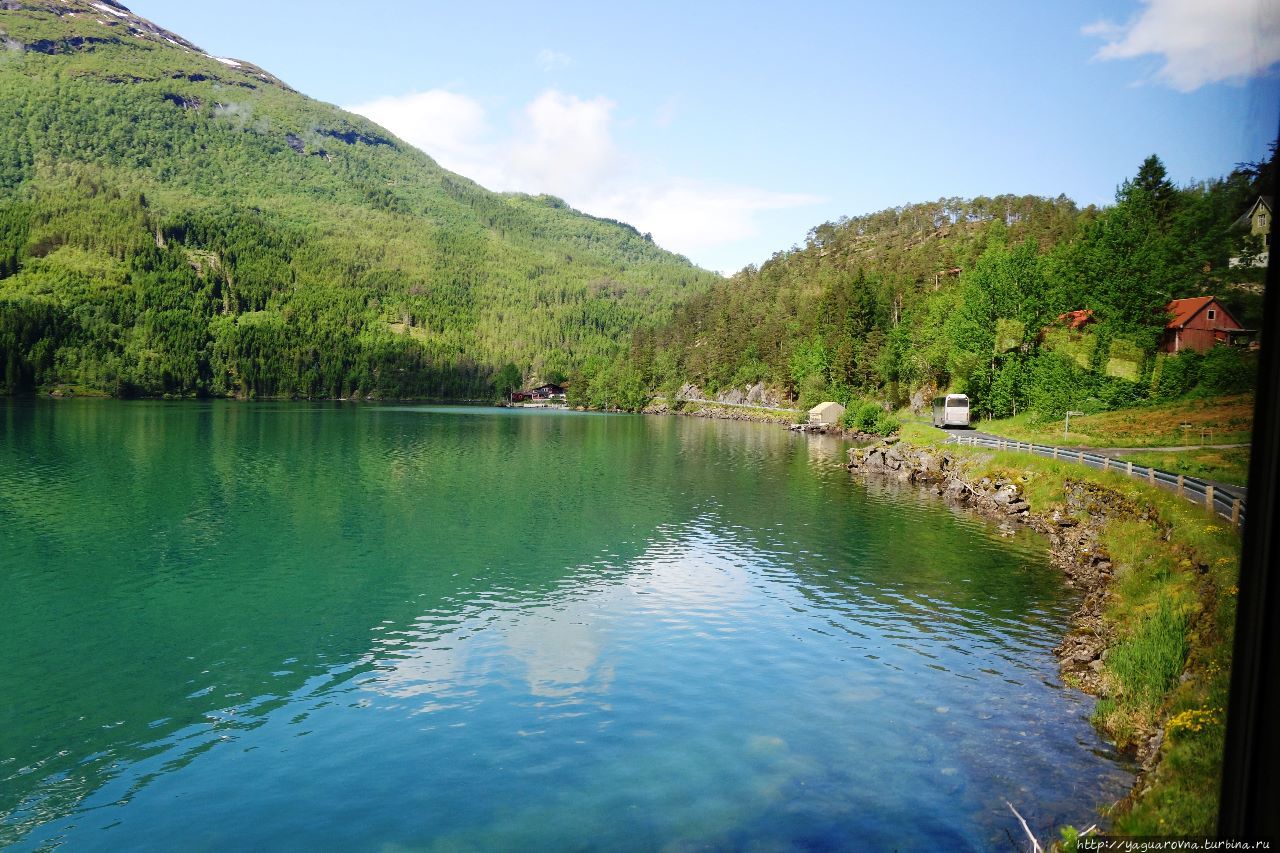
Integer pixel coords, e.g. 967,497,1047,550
1022,352,1080,417
1196,347,1254,396
730,357,771,389
872,410,899,435
1092,375,1144,410
853,400,881,432
1153,352,1201,399
795,373,830,414
839,399,897,435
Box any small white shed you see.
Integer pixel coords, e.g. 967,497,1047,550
808,401,845,426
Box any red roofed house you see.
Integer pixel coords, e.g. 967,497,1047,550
1057,309,1096,331
1160,296,1249,353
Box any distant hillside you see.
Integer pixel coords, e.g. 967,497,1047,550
0,0,718,398
593,157,1270,416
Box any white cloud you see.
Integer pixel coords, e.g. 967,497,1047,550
346,88,820,269
586,184,821,261
1084,0,1280,91
506,91,620,198
536,48,571,71
345,89,496,181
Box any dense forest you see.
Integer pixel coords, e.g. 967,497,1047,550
0,0,718,399
572,153,1271,420
0,3,1270,411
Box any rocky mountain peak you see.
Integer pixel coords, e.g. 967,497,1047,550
0,0,293,89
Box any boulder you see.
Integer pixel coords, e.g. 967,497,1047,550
910,384,937,415
678,383,702,401
745,383,780,407
717,388,747,406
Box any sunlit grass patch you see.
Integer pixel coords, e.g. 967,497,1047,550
1102,520,1189,621
896,418,950,446
1114,447,1250,487
981,394,1254,448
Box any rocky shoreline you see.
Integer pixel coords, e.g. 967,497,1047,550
847,438,1170,775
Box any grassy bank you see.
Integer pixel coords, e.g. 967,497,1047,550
900,408,1251,486
977,394,1254,449
1112,447,1250,488
949,445,1240,838
897,419,952,446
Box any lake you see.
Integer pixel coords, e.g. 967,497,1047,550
0,401,1131,851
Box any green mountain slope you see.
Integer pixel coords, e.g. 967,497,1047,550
0,0,718,398
604,158,1267,417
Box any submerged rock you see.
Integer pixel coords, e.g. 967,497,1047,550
847,440,1177,777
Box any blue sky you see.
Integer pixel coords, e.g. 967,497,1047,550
128,0,1280,273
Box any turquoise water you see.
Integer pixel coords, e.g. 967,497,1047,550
0,401,1131,851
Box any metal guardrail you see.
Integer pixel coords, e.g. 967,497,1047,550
947,434,1247,526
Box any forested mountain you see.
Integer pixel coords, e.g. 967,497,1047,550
595,155,1270,419
0,1,718,399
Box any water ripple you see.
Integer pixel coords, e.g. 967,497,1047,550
0,402,1132,851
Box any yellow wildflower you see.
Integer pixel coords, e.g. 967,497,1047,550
1167,707,1222,737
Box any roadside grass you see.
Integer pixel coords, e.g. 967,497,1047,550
1113,447,1251,488
947,446,1241,837
896,410,1251,486
977,394,1254,449
896,418,951,447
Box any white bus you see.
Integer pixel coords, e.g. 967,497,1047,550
932,394,970,428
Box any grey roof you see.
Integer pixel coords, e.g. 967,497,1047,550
1234,195,1273,227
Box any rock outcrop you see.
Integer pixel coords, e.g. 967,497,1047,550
675,382,785,409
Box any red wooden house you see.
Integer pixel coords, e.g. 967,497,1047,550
1160,296,1250,353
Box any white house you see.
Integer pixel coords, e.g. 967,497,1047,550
808,401,845,426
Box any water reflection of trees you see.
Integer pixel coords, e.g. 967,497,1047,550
1,403,1090,845
0,403,670,842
